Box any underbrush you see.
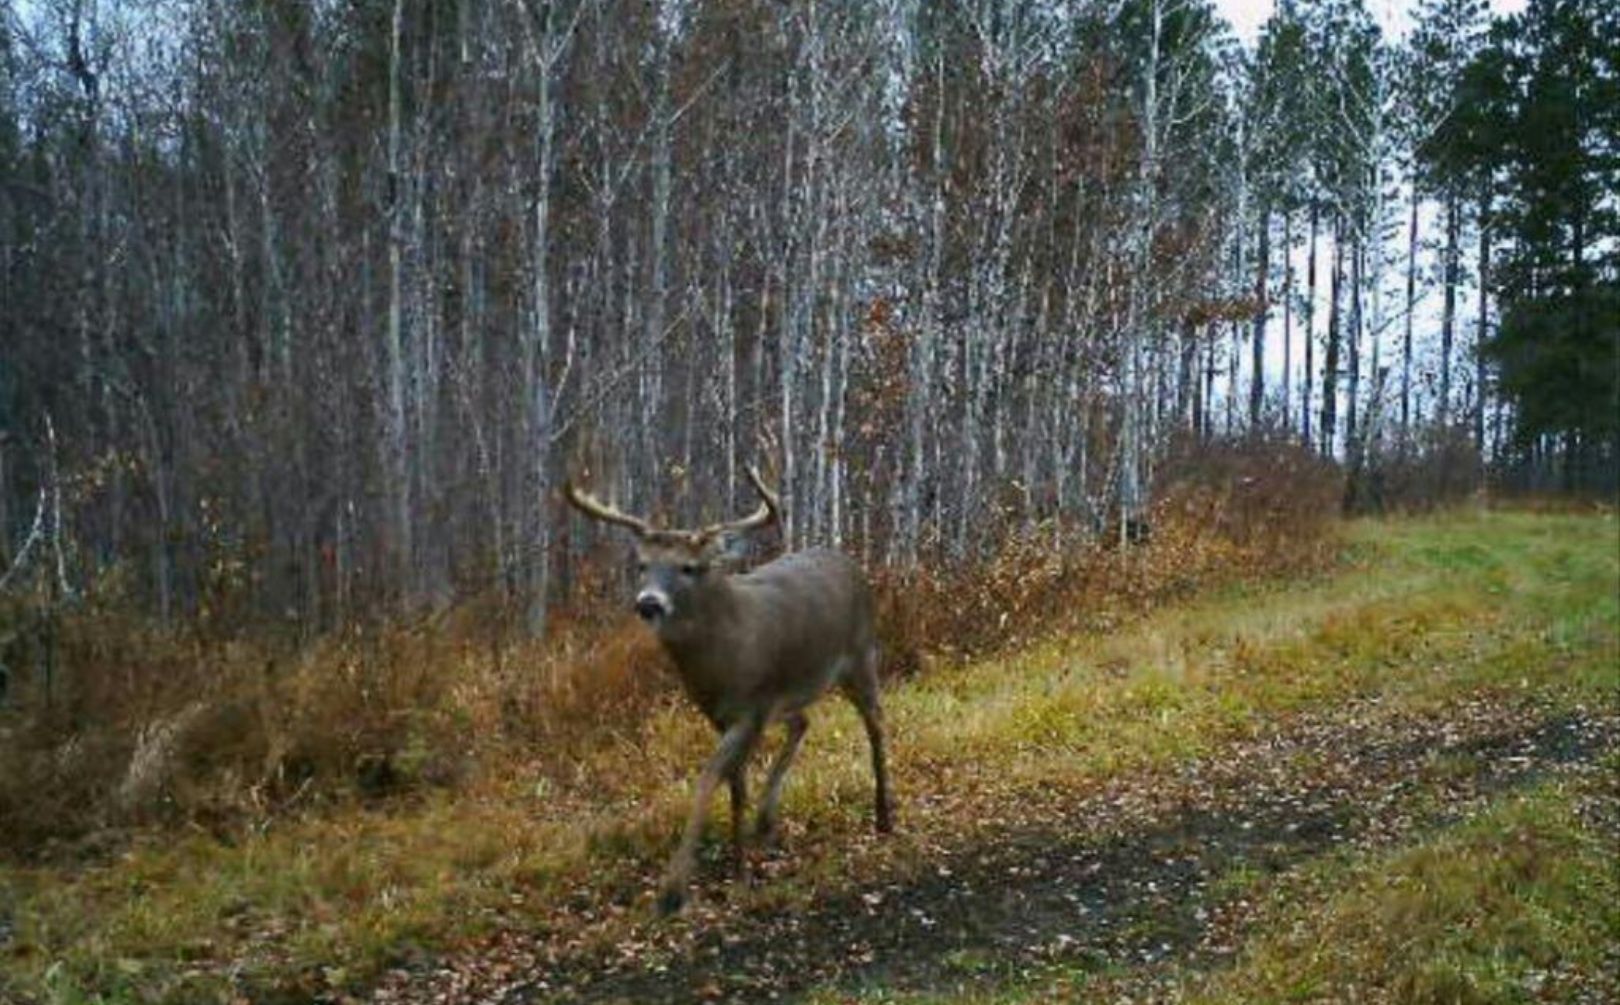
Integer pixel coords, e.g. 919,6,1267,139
0,506,1611,1003
878,436,1341,672
0,439,1342,862
0,599,673,856
1344,423,1483,515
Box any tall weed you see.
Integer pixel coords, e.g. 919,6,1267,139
0,437,1342,859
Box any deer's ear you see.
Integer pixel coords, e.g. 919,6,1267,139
707,530,753,567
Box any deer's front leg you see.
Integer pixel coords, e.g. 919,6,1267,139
659,716,761,916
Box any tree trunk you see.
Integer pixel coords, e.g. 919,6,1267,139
1321,217,1343,457
1438,192,1460,427
1303,200,1318,447
1202,328,1217,442
645,10,672,511
1346,235,1363,447
384,0,413,602
1249,205,1269,426
1119,0,1165,544
522,0,563,636
1282,207,1293,433
1401,184,1418,449
1474,202,1490,453
1178,319,1197,432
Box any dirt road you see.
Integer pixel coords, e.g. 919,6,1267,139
368,694,1618,1004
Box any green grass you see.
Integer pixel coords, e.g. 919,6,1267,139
4,508,1617,1003
798,509,1619,1005
1187,775,1620,1004
800,775,1619,1005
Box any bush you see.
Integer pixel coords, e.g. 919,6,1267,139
1345,424,1483,515
0,436,1344,860
877,434,1342,676
0,591,676,857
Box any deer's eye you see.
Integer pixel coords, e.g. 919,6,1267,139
635,561,648,573
681,563,701,576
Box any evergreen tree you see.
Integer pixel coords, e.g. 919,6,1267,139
1480,0,1620,489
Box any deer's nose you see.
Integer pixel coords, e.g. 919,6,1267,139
636,591,671,621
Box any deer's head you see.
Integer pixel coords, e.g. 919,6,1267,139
564,467,781,624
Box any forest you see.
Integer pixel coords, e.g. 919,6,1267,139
0,0,1616,1002
2,0,1612,635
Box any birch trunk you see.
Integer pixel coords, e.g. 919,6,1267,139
1400,186,1418,448
1346,235,1363,447
1282,208,1293,429
1302,199,1317,447
1250,205,1269,425
384,0,413,600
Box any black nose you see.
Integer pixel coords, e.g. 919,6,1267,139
636,596,665,621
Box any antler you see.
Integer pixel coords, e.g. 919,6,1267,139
702,465,781,539
563,481,651,536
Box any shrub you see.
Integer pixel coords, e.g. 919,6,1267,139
0,436,1343,860
1345,424,1483,515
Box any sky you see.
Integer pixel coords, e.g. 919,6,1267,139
1214,0,1530,47
1203,0,1534,447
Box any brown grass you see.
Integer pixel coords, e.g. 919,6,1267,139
5,506,1610,1003
0,437,1342,862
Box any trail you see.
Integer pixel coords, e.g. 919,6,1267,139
368,694,1618,1004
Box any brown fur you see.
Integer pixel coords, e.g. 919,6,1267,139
564,470,892,915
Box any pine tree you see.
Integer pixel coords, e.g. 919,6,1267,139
1480,0,1620,489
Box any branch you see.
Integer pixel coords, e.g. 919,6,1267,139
547,305,691,446
0,487,46,595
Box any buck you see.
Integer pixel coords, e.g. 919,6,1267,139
564,467,892,915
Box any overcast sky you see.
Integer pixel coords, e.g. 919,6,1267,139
1214,0,1530,46
1205,0,1535,436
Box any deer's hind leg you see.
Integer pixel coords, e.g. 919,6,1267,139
843,647,893,834
727,765,748,876
755,711,809,843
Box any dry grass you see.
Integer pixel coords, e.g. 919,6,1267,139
0,440,1340,860
8,454,1614,1002
3,509,1612,1002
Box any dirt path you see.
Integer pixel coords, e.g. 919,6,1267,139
367,694,1619,1004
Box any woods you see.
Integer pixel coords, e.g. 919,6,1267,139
3,0,1611,640
0,3,1617,1000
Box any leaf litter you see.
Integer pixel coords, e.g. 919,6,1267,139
365,695,1618,1004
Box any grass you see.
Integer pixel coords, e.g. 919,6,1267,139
1186,773,1620,1004
799,774,1619,1005
3,507,1616,1003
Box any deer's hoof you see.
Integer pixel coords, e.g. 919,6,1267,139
656,885,687,917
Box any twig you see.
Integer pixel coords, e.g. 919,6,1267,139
0,487,46,595
547,305,691,446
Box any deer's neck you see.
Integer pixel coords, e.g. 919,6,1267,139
656,578,749,723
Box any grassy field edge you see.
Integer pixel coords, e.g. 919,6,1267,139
4,508,1616,1003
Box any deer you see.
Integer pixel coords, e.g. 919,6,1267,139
563,466,892,915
